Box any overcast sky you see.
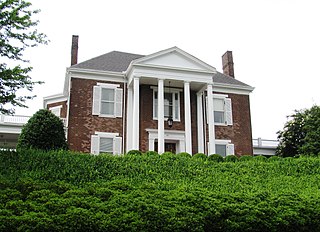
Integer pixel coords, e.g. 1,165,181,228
15,0,320,140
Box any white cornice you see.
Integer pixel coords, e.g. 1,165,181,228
68,68,125,78
43,94,68,108
132,63,216,75
213,83,254,95
67,68,126,83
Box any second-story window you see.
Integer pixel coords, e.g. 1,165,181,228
153,90,180,121
92,83,123,118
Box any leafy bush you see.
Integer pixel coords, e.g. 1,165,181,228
2,150,320,231
17,109,67,151
126,150,142,156
254,155,267,161
224,155,238,162
144,151,159,156
268,156,281,161
176,152,191,158
208,154,224,162
160,151,175,158
239,155,253,161
193,153,207,159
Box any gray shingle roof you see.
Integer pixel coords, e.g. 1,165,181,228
213,72,250,87
71,50,250,87
71,51,145,72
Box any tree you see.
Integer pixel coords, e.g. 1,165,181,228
17,109,68,151
276,105,320,157
0,0,48,114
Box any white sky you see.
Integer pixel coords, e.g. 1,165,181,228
14,0,320,140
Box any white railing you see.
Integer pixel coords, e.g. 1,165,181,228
0,114,31,125
253,138,279,148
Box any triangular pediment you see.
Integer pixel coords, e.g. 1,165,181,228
132,47,216,73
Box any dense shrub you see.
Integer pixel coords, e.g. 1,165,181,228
126,150,142,156
208,154,224,162
239,155,253,161
17,109,67,151
224,155,238,162
144,151,159,156
160,151,175,157
193,153,207,159
2,150,320,231
254,155,267,161
176,152,191,158
268,156,281,161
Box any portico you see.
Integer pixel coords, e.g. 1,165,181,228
125,47,218,154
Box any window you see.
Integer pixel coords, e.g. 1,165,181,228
214,140,234,157
91,132,122,155
153,90,180,121
49,105,62,117
92,83,123,117
209,94,233,125
214,98,225,123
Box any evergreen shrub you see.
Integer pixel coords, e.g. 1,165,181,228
224,155,238,162
17,109,67,151
208,154,224,162
193,153,207,159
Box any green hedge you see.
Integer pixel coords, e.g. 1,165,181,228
1,150,320,231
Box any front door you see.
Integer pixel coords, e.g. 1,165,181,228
165,142,176,153
154,141,177,154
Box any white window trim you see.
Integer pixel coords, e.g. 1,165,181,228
93,83,123,118
152,88,181,122
91,132,122,155
212,94,233,126
215,139,234,156
49,105,62,117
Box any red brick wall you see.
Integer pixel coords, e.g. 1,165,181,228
47,101,67,118
214,92,253,156
68,78,124,152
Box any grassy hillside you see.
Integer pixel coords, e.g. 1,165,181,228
1,150,320,231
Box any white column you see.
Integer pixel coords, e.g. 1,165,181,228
207,84,216,155
158,79,165,154
132,77,140,150
197,92,204,153
126,86,133,151
184,81,192,154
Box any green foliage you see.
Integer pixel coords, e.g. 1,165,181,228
254,155,267,161
17,109,67,151
176,152,191,158
160,151,174,157
193,153,207,159
2,150,320,231
276,105,320,157
224,154,239,162
208,154,224,162
144,151,159,156
0,0,48,114
268,156,281,161
126,150,143,156
239,155,253,161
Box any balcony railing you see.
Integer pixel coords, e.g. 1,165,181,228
253,138,279,148
0,114,31,125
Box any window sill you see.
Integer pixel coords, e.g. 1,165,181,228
153,117,181,122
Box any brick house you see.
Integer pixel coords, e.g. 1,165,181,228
44,36,254,156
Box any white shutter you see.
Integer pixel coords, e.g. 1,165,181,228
114,137,122,155
115,88,123,117
92,86,101,115
226,143,235,156
91,135,99,155
225,98,233,125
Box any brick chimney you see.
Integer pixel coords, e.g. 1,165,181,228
222,51,235,78
71,35,79,66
